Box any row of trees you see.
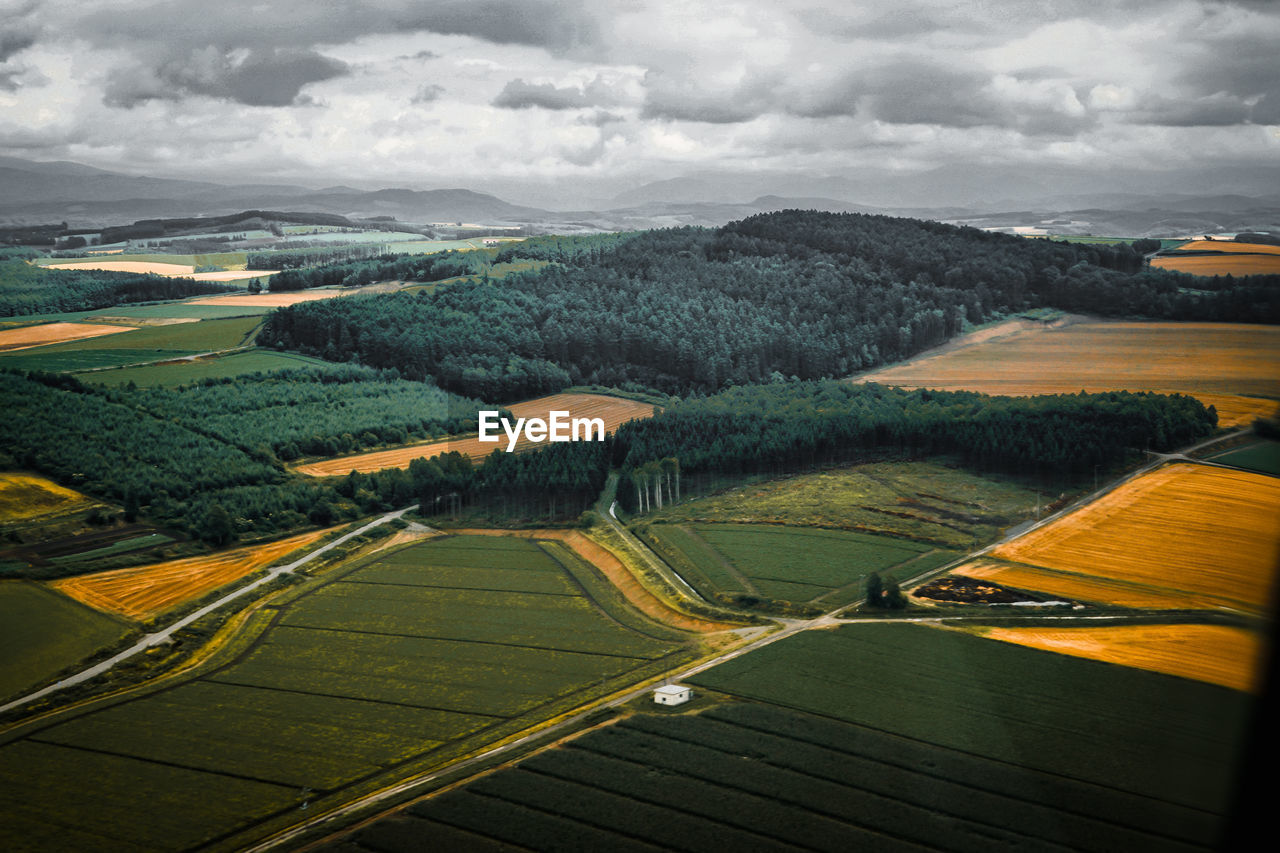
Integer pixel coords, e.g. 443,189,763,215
267,251,473,292
613,382,1217,512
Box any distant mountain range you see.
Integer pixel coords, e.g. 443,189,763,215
1,155,1277,239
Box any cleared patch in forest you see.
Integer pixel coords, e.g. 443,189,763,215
0,473,94,522
646,459,1045,548
295,393,656,476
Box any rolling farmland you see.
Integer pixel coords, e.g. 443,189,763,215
971,624,1261,692
50,528,336,620
690,623,1250,817
0,322,136,352
857,318,1280,427
987,463,1280,613
335,623,1248,852
0,534,706,851
296,392,657,476
0,316,262,372
1150,240,1280,276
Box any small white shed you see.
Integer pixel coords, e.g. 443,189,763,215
653,684,692,706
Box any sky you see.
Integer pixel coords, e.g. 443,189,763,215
0,0,1277,206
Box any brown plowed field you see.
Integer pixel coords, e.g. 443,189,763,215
974,624,1261,692
1151,254,1280,276
989,463,1280,613
451,528,738,633
858,319,1280,427
0,322,137,352
50,528,336,620
295,393,657,477
951,558,1223,610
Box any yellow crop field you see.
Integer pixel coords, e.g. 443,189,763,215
0,322,137,353
296,393,657,476
992,463,1280,613
1151,254,1280,277
858,318,1280,426
187,291,348,307
46,261,196,275
188,270,279,282
50,528,335,619
0,473,93,522
974,624,1262,692
1171,240,1280,255
951,559,1223,609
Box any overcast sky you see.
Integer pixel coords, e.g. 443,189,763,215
1,0,1277,204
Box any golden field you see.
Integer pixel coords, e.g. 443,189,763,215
296,393,657,477
1170,240,1280,255
187,290,349,307
951,558,1222,610
0,473,93,522
50,528,334,620
1151,254,1280,277
991,463,1280,613
46,260,196,275
0,322,137,352
973,624,1262,692
858,318,1280,426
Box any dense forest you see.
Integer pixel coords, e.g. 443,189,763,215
0,258,236,316
259,211,1280,399
119,366,491,460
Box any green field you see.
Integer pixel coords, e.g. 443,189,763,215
0,316,262,371
643,522,952,610
690,623,1249,815
649,460,1045,548
0,535,700,850
0,581,136,701
79,350,332,387
332,622,1244,852
1208,438,1280,475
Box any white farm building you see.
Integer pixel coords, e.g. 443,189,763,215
653,684,692,706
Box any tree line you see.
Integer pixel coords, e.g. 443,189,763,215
266,251,473,292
